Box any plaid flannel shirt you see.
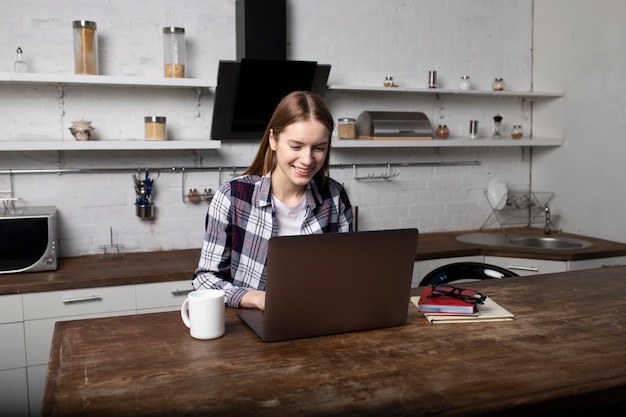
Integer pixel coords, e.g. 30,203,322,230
192,174,353,307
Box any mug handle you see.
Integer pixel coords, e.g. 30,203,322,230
181,297,191,328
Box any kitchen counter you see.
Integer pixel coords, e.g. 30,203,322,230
414,227,626,261
43,266,626,416
3,228,626,296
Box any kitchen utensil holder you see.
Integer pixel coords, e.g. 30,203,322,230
480,190,557,232
136,203,154,219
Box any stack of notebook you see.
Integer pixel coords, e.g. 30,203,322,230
412,286,514,324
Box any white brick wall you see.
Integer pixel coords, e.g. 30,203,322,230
0,0,534,256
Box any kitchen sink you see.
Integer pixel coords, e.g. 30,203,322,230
508,236,591,249
456,232,591,250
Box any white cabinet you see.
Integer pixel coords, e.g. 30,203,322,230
0,294,28,417
136,279,192,313
413,256,484,287
0,368,29,417
485,256,567,276
567,256,626,271
22,285,136,417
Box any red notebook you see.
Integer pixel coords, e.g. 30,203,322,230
417,286,477,314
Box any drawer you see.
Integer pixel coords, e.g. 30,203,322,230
485,256,566,276
136,280,192,311
0,294,23,323
22,285,136,320
0,323,26,370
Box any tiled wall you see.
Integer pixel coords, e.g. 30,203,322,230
0,0,534,256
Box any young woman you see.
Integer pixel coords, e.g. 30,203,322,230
192,91,353,310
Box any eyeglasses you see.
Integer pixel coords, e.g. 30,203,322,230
428,284,486,304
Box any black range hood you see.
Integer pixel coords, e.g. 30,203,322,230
210,0,331,141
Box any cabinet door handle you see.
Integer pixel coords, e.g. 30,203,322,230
61,295,103,304
171,289,192,296
507,265,539,272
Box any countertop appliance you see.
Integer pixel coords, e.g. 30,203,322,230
356,111,433,140
0,206,58,274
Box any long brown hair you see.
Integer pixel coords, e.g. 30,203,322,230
243,91,334,182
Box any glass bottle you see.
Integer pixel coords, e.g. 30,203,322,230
73,20,98,75
492,77,505,91
492,115,503,139
511,125,523,139
428,70,437,88
163,27,186,78
469,120,478,139
435,125,449,139
14,47,27,73
383,76,394,87
458,75,471,90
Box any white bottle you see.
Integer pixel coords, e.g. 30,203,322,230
14,47,27,73
458,75,471,90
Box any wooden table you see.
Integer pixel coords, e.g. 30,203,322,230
43,267,626,416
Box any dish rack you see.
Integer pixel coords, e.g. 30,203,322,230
480,190,558,231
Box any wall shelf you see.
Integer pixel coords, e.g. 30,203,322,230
332,137,563,148
0,72,214,89
0,140,220,151
327,84,563,99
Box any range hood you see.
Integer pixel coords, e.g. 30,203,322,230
210,0,331,141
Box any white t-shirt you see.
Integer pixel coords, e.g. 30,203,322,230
271,194,307,236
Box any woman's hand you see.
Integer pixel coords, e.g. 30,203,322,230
240,289,266,310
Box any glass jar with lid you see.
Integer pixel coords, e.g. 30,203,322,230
435,125,449,139
492,77,505,91
511,125,523,139
338,118,356,139
73,20,98,75
163,27,186,78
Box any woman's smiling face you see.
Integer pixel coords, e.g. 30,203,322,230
269,119,329,189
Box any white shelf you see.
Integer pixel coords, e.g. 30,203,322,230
327,84,563,99
0,72,214,88
332,137,563,148
0,140,221,151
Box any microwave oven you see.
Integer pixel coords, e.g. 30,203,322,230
0,205,58,274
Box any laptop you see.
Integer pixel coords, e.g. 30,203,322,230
237,228,418,342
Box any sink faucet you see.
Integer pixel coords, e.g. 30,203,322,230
544,205,552,235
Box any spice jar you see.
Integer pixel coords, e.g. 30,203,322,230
492,77,505,91
469,120,479,139
435,125,449,139
492,115,503,139
428,70,437,88
163,27,186,78
338,118,356,139
73,20,98,75
383,76,394,87
511,125,524,139
14,47,27,73
145,116,167,140
458,75,471,90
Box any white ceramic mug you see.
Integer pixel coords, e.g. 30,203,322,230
181,289,225,340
